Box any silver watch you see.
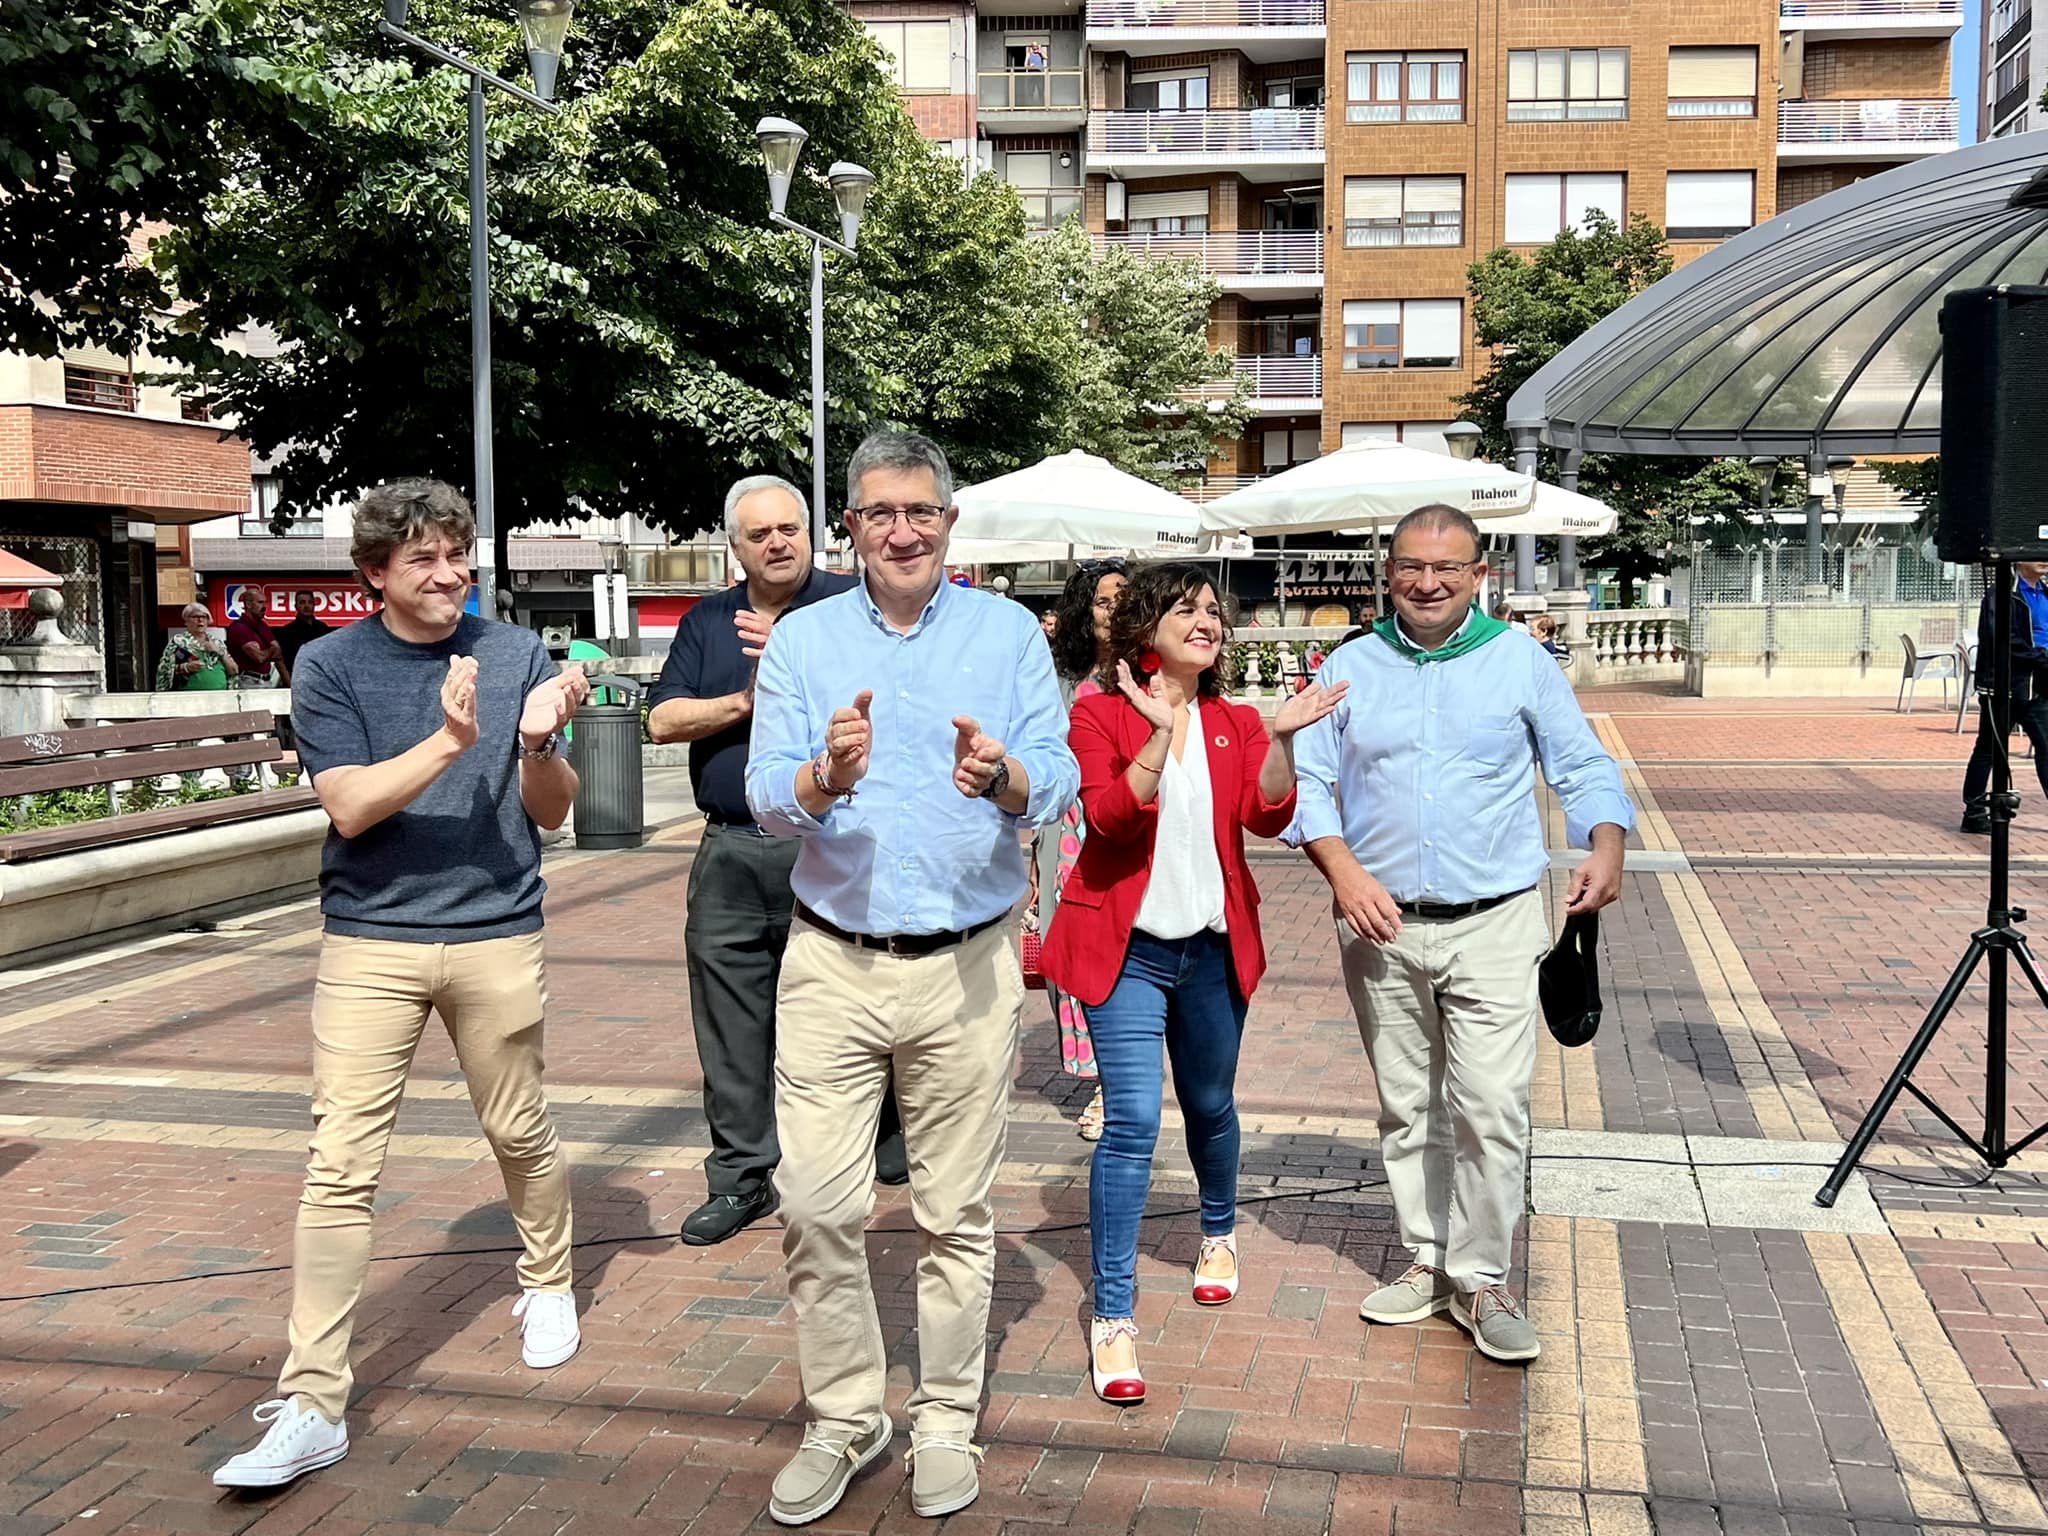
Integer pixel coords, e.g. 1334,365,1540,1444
518,730,563,762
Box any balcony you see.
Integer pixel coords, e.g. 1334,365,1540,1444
1089,108,1325,179
1013,185,1084,230
1086,0,1325,62
1095,230,1323,297
1995,5,2033,56
1188,354,1323,411
1993,80,2034,128
1778,0,1963,36
1776,97,1959,161
977,68,1087,131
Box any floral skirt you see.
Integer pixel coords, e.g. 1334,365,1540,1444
1048,808,1097,1079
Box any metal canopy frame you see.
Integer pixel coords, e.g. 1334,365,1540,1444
1507,135,2048,458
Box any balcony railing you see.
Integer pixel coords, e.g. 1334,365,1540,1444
1993,81,2033,125
1012,186,1084,228
1779,0,1961,15
1087,0,1324,25
1090,108,1325,157
1235,354,1322,397
977,68,1085,111
63,365,136,413
1777,96,1959,144
1095,229,1324,276
1997,9,2033,55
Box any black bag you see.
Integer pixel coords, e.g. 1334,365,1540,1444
1539,912,1602,1047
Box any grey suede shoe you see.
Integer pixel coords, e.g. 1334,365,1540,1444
907,1433,984,1518
1450,1285,1541,1363
768,1417,892,1526
1359,1263,1454,1324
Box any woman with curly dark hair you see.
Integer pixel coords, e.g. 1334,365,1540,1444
1030,558,1127,1141
1041,561,1345,1403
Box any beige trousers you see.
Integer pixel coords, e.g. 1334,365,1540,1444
279,932,574,1421
1338,888,1548,1291
772,918,1022,1438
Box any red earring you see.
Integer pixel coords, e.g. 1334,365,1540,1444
1141,649,1162,673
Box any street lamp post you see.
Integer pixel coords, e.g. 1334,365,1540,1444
377,0,572,626
754,118,875,560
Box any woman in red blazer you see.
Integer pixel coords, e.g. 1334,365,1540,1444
1041,562,1344,1404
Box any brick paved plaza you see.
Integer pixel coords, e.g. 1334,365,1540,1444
8,691,2048,1535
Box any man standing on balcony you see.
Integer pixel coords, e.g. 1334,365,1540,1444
1289,504,1632,1366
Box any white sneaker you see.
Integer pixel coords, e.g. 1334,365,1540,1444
212,1397,348,1489
513,1289,579,1368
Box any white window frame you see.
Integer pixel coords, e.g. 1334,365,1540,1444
1342,176,1464,249
1668,46,1759,118
1665,170,1755,239
1504,172,1626,243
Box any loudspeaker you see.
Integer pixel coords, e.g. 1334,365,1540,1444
1938,286,2048,563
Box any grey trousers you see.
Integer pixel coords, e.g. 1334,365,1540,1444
685,821,898,1197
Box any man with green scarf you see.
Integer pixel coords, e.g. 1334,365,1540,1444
1286,504,1632,1365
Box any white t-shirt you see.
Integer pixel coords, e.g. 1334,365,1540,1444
1133,710,1228,940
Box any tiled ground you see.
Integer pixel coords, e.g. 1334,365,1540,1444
9,695,2048,1531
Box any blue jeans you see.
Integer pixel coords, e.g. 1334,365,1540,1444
1088,928,1248,1318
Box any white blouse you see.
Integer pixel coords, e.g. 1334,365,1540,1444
1133,708,1229,941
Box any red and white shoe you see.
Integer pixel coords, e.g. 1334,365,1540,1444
1090,1317,1145,1404
1192,1233,1239,1306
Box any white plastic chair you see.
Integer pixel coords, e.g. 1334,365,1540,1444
1898,632,1959,713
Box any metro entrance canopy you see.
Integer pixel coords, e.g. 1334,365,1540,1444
1506,134,2048,459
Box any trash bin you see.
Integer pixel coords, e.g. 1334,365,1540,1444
569,673,645,850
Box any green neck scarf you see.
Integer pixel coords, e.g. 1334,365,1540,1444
1373,606,1511,665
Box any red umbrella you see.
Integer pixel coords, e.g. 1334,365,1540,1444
0,549,62,610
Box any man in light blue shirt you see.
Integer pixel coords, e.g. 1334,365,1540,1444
1290,504,1633,1367
745,430,1077,1527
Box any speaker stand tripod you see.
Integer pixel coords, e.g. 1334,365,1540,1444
1817,555,2048,1207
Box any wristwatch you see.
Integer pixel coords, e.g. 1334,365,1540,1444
979,759,1012,801
518,730,563,762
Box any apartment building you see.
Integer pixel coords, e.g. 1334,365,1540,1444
853,0,1960,500
1982,0,2043,136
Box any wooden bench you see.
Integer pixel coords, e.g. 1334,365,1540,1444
0,712,321,864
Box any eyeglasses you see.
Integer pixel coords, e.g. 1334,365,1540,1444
846,503,946,531
1389,558,1481,580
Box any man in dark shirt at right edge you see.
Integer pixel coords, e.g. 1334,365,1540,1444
1962,559,2048,833
648,475,906,1247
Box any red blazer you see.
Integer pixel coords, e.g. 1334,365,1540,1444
1040,690,1297,1008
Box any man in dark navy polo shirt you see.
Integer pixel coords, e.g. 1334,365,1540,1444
650,475,903,1245
1962,560,2048,833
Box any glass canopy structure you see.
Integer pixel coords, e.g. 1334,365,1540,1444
1507,135,2048,459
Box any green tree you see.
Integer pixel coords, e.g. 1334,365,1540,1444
1873,457,1940,544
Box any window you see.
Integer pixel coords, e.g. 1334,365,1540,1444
1130,68,1208,111
1665,170,1754,239
63,364,136,412
1341,300,1463,370
1504,173,1626,243
865,21,951,92
1346,52,1464,123
1262,428,1321,469
1668,46,1758,117
1508,48,1629,121
179,391,211,423
1996,47,2032,102
1264,74,1324,107
1343,177,1463,248
1127,188,1209,235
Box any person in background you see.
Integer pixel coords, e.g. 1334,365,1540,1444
647,474,906,1249
1043,561,1344,1404
1961,560,2048,834
1290,505,1631,1366
745,430,1078,1526
157,603,237,692
228,584,284,690
276,591,333,685
1528,612,1564,658
1040,609,1059,640
1031,557,1126,1142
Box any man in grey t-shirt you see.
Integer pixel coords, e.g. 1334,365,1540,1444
215,479,591,1491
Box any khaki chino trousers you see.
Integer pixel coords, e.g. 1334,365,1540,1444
279,932,575,1421
1338,889,1549,1292
772,918,1022,1440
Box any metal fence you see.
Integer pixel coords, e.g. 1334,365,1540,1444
0,535,104,666
1685,546,1983,672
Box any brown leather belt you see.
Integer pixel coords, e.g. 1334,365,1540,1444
795,901,1005,957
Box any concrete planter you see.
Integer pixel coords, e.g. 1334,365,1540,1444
0,809,328,964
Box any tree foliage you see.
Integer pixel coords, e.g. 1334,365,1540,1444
1458,211,1837,603
2,0,1245,542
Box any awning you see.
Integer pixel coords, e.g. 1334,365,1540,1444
1506,133,2048,457
0,548,62,610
